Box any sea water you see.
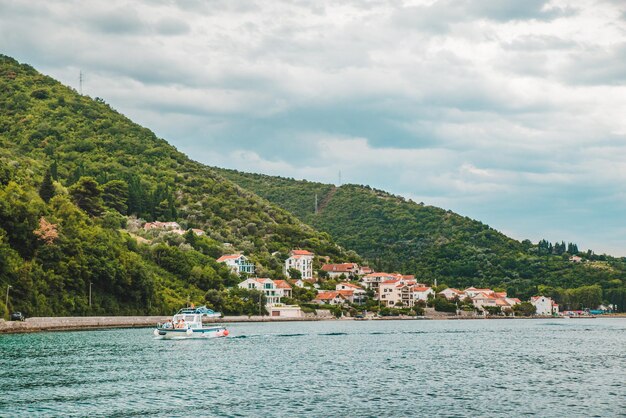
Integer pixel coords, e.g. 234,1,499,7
0,318,624,417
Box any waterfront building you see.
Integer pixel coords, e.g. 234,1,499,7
438,288,465,300
378,278,418,308
335,282,367,304
238,278,281,304
471,292,498,311
464,287,496,298
361,272,402,292
273,279,293,298
313,291,348,306
217,254,256,276
267,304,303,318
530,296,559,316
284,250,315,280
412,286,435,302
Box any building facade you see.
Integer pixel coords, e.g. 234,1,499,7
217,254,256,276
284,250,315,280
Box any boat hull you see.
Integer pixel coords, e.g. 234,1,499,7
155,327,228,340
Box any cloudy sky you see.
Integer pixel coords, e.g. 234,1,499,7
1,0,625,255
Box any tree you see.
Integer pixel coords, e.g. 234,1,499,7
102,180,129,214
33,217,58,244
433,297,457,313
288,267,302,280
513,302,536,316
69,176,103,216
38,169,55,203
484,306,502,316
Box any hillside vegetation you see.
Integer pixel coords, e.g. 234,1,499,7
0,55,353,317
218,169,626,307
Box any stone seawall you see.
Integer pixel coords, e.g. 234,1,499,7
0,314,337,334
0,316,171,334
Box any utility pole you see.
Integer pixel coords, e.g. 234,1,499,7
5,285,12,314
89,282,92,308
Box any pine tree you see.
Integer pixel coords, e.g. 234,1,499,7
50,160,58,180
38,169,55,203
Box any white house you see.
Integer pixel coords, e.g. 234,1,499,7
471,292,498,312
412,286,435,302
238,278,281,304
313,291,348,306
273,280,293,298
438,288,465,301
284,250,315,280
217,254,255,276
378,278,418,308
530,296,559,316
322,263,360,279
464,287,496,298
336,283,367,304
361,272,401,292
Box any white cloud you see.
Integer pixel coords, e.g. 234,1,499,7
1,0,626,254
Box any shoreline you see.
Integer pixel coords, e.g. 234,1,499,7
1,313,623,334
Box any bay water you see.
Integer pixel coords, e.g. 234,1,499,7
1,318,624,417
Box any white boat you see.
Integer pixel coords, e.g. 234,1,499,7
154,306,229,340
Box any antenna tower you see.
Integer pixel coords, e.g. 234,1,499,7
79,70,84,95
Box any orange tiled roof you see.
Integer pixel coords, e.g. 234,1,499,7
322,263,358,272
336,290,354,297
291,250,314,256
273,280,292,289
338,282,362,289
217,254,242,262
314,291,345,301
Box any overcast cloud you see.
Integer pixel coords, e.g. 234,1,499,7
1,0,625,255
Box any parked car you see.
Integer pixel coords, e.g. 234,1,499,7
10,312,25,321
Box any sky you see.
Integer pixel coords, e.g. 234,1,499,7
1,0,625,255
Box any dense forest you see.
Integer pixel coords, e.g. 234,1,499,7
218,170,626,310
0,55,355,317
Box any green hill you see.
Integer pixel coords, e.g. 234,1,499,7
217,169,626,307
0,55,353,317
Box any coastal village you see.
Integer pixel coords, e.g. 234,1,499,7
219,248,564,319
131,220,610,320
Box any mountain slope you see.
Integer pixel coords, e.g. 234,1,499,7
0,55,352,316
217,169,626,304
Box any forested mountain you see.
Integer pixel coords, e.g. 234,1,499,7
1,54,624,316
0,55,353,317
217,169,626,307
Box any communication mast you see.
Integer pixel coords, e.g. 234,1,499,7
79,70,84,95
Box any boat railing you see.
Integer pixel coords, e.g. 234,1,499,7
176,305,222,317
